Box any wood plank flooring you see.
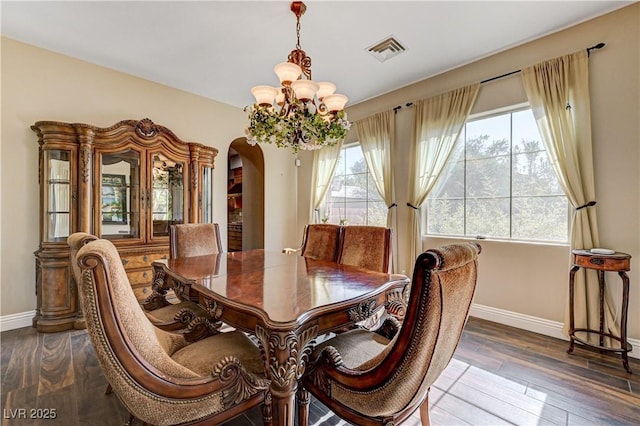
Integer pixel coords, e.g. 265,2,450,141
1,317,638,425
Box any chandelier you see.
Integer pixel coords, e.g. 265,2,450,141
245,1,351,153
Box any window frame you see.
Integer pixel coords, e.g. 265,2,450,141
425,104,570,245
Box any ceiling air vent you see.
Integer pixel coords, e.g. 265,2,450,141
367,35,407,62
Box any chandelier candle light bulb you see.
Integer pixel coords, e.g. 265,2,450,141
245,1,351,153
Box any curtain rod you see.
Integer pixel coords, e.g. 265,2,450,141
393,42,605,113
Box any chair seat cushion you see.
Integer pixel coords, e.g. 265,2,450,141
145,300,207,324
172,331,265,377
313,329,390,370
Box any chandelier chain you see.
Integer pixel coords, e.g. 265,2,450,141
296,14,301,50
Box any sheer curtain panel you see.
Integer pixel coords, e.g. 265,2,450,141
309,141,344,223
521,50,614,338
407,84,479,271
355,110,397,270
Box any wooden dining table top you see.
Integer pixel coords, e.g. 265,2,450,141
156,249,410,326
155,249,410,425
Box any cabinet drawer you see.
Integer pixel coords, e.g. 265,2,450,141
121,252,168,270
127,269,153,285
132,284,153,301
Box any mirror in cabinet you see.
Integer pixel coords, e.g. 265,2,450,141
100,149,140,240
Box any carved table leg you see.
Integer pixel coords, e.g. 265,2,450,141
255,324,318,426
297,383,310,426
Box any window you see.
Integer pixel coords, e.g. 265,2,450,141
426,107,568,243
320,143,387,226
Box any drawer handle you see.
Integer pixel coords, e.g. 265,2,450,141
122,259,129,266
590,258,605,266
143,271,148,278
143,255,148,262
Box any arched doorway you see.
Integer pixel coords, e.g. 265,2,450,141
227,138,265,251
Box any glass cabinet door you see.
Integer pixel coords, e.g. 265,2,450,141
150,152,185,239
201,166,214,223
100,149,141,240
43,149,72,242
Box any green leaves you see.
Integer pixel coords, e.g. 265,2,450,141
245,104,351,153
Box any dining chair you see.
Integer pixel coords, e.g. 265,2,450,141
283,223,343,262
142,223,222,331
76,237,272,426
337,225,392,273
299,242,481,426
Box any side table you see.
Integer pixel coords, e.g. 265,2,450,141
568,249,632,373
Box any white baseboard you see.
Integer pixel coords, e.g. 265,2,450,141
470,303,640,360
0,310,36,332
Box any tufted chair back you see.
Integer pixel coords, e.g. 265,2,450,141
76,237,270,426
302,242,481,425
170,223,222,258
300,224,343,262
337,225,392,273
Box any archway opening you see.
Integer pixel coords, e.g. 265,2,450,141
227,139,264,251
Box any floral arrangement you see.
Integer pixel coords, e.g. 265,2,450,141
245,102,351,154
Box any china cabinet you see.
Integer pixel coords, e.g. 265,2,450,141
32,118,217,332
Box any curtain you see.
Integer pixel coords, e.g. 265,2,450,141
355,110,397,271
309,141,344,223
406,84,479,271
521,50,614,339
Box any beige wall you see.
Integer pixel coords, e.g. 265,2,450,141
297,4,639,340
0,37,299,317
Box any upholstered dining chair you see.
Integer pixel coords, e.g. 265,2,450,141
299,242,481,426
283,223,343,262
75,237,272,426
337,225,392,273
142,223,223,331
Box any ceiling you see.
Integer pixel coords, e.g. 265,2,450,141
2,1,633,109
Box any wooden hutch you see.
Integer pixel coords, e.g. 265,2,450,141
32,118,218,332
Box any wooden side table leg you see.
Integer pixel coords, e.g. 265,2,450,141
598,270,605,348
567,265,580,354
619,271,632,374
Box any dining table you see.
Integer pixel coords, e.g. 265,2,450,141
153,249,410,426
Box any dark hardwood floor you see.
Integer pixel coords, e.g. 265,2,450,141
1,317,638,425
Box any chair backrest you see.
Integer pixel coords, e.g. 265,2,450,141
169,223,222,258
75,237,256,424
309,242,480,420
337,225,392,273
300,224,342,262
